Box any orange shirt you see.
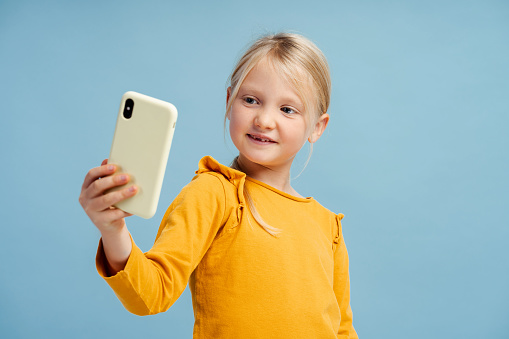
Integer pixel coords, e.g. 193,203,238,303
97,156,357,338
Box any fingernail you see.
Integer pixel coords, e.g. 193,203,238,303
108,165,114,171
120,175,127,182
129,186,136,192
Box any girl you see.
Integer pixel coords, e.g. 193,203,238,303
79,33,358,338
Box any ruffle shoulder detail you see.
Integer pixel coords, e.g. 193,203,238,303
195,156,247,209
333,213,345,250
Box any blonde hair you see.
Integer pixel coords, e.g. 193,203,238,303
226,32,331,236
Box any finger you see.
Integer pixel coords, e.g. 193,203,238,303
88,208,131,230
88,185,138,212
95,207,133,225
82,163,117,190
86,173,131,199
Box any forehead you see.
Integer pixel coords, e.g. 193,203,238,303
269,56,317,116
241,60,300,108
242,57,313,104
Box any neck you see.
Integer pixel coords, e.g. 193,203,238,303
234,155,302,198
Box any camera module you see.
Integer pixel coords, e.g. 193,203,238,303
123,98,134,119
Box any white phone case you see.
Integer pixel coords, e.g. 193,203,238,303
108,91,178,219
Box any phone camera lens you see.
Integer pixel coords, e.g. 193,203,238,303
123,99,134,119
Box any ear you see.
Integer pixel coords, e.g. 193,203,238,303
308,113,329,143
226,87,232,120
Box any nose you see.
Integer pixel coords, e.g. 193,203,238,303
254,107,276,130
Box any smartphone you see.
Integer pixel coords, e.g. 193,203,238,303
107,91,178,219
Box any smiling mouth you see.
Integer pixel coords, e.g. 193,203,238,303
247,134,276,143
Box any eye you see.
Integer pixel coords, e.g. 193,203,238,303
244,97,258,105
281,107,295,114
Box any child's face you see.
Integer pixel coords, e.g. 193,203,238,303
227,58,328,172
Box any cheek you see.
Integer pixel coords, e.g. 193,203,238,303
282,121,309,148
228,110,245,140
228,118,237,139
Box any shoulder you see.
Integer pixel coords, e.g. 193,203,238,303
182,156,247,206
160,157,245,228
195,156,245,185
309,198,345,243
310,198,343,221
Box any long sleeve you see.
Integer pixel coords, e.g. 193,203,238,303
96,173,230,315
333,214,358,339
95,155,357,337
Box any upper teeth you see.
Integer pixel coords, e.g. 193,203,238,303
254,136,270,141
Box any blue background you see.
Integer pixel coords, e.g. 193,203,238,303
1,0,508,338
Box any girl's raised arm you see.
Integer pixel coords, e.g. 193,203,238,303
79,159,137,275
